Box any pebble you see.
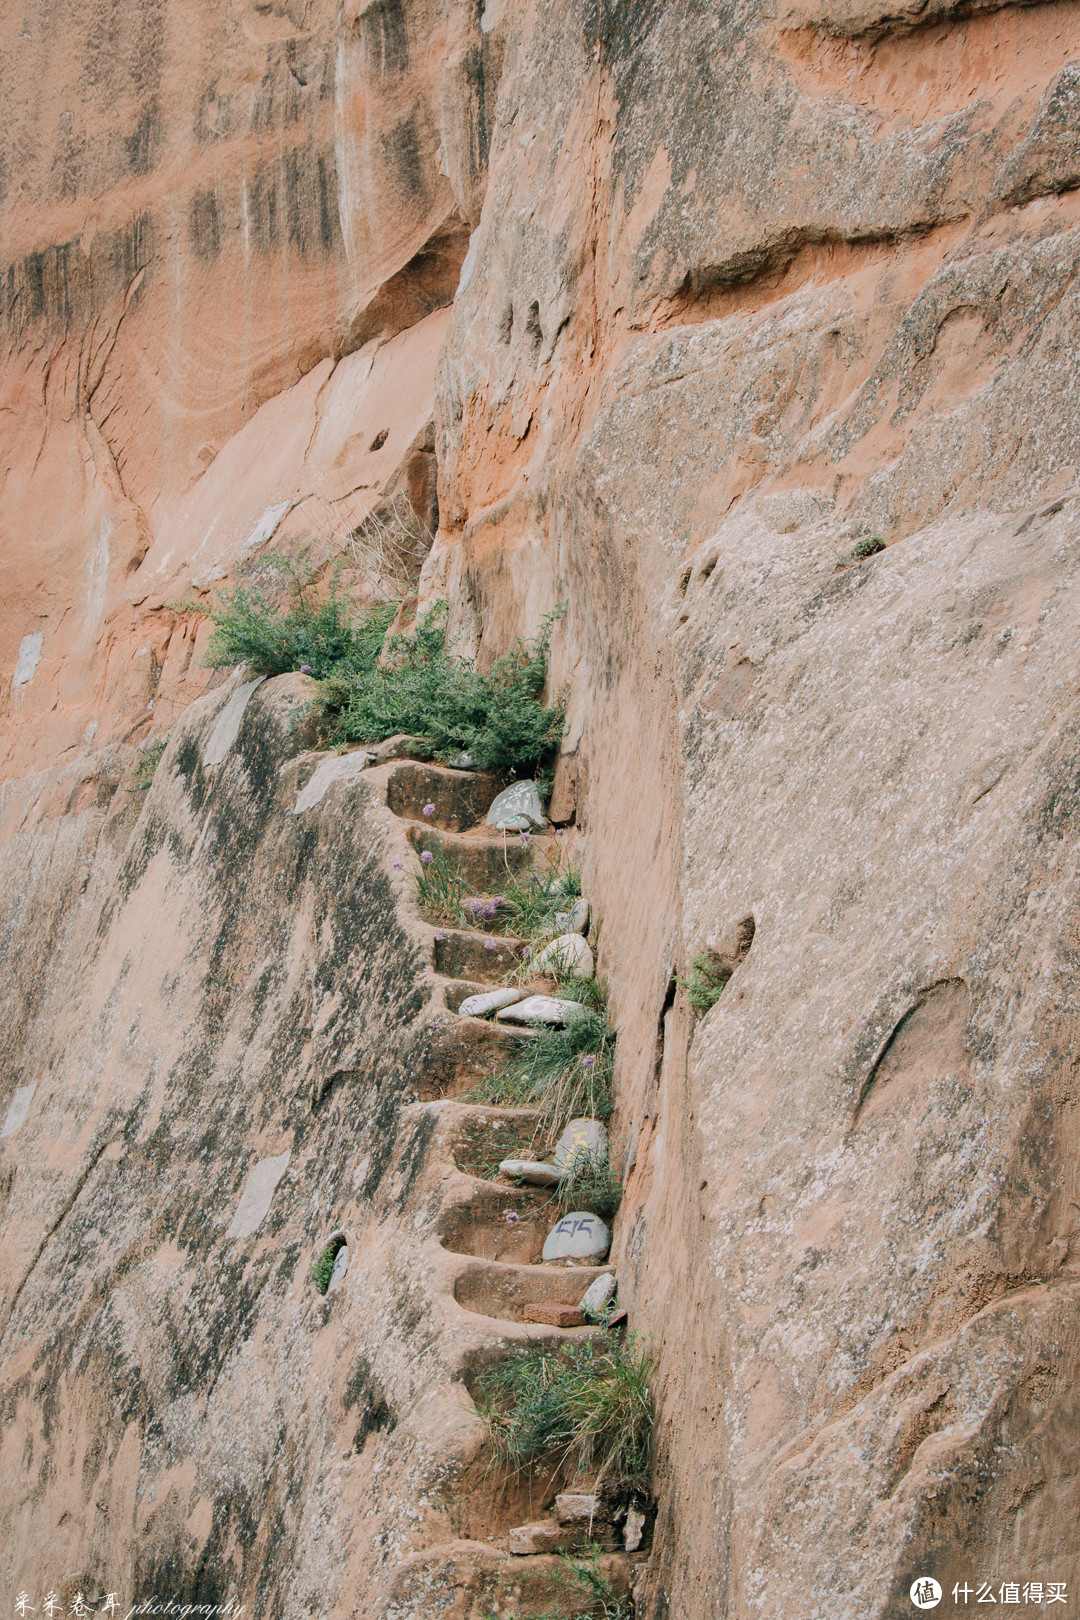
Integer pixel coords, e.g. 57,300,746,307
499,1158,562,1186
496,996,589,1026
542,1210,611,1263
447,751,479,770
554,1117,608,1170
533,932,594,979
458,987,525,1018
486,779,545,829
579,1272,617,1317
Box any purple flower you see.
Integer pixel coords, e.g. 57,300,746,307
434,929,446,941
300,664,312,674
504,1211,521,1225
582,1054,596,1069
519,830,532,846
482,901,497,919
392,860,404,871
420,850,434,865
484,937,497,951
468,898,484,914
422,802,436,818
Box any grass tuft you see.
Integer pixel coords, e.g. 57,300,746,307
466,1008,615,1126
557,1146,622,1221
475,1330,653,1495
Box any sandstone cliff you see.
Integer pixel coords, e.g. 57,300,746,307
4,0,1080,1616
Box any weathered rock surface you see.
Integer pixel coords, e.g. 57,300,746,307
542,1212,611,1265
496,995,589,1026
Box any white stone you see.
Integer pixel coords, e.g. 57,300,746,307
447,751,479,770
458,987,525,1018
554,898,590,935
328,1244,350,1292
486,779,544,829
496,996,588,1026
554,1117,608,1171
579,1272,617,1317
292,751,372,813
499,1158,562,1187
203,676,266,767
12,633,43,692
226,1150,291,1240
1,1081,37,1139
533,932,594,979
542,1211,611,1263
624,1507,646,1551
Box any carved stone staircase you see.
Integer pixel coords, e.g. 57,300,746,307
354,752,642,1618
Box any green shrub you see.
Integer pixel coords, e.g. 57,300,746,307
850,535,886,560
320,599,566,771
127,735,169,794
467,1007,615,1126
557,1146,622,1221
202,569,395,681
310,1237,345,1295
677,952,727,1013
475,1331,653,1493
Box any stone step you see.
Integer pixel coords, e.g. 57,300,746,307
381,1539,633,1620
435,927,527,984
386,759,506,832
451,1256,612,1323
415,1015,530,1101
407,823,555,891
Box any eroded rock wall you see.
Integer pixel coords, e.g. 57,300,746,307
4,0,1080,1614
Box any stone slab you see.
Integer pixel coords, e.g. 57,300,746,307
523,1303,586,1327
553,1493,612,1525
458,987,525,1018
554,898,590,935
292,750,372,813
542,1210,611,1263
497,995,588,1026
1,1081,37,1139
226,1150,291,1240
507,1522,576,1556
203,676,266,767
499,1158,562,1186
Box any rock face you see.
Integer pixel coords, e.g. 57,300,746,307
4,0,1080,1615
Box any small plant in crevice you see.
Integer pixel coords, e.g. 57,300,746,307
475,1330,654,1496
414,840,473,925
495,849,582,943
850,535,886,560
466,1008,615,1127
310,1236,346,1295
677,952,727,1013
557,1146,623,1222
127,735,169,794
